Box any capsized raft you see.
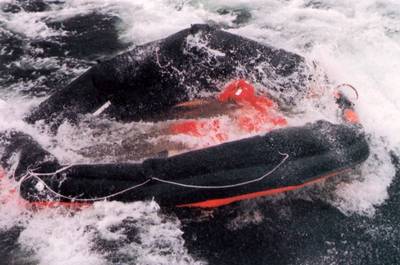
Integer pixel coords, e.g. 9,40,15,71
19,120,369,208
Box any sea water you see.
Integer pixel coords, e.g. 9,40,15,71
0,0,399,264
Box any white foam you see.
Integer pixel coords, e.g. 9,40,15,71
1,0,400,262
16,201,204,265
205,0,400,216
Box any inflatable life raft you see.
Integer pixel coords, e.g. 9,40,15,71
1,80,369,208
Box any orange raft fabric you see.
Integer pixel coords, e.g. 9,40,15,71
169,80,287,141
343,109,359,124
0,167,17,205
0,166,90,210
177,169,351,208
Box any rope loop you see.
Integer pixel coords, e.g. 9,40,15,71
18,152,289,202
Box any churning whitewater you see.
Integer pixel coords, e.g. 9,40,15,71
0,0,400,264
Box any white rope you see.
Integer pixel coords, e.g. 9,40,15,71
18,152,289,202
151,152,289,189
92,101,111,116
25,164,77,177
19,172,151,202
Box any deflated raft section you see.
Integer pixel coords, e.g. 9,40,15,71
15,121,369,208
0,24,369,208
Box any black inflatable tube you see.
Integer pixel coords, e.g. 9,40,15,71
24,24,310,128
19,120,369,207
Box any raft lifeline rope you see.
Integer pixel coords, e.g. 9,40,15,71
18,153,289,203
334,83,359,100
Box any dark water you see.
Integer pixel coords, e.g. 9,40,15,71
1,1,399,264
179,155,400,265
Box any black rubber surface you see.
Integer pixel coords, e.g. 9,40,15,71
17,121,369,206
